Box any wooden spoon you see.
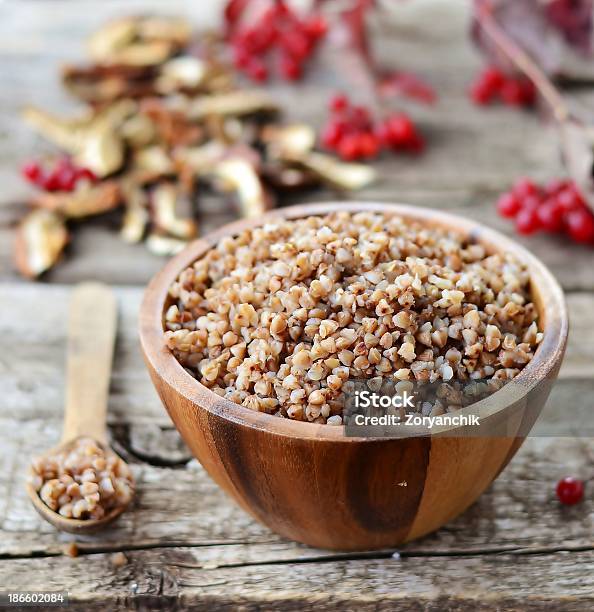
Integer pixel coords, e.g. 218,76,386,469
26,282,134,534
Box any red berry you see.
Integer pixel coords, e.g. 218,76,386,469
329,93,349,113
537,199,565,232
258,28,277,52
273,0,291,17
358,133,380,159
556,477,584,505
566,208,594,244
246,59,268,82
497,193,522,218
43,173,61,192
321,121,346,149
470,81,494,105
352,105,372,129
260,6,278,25
280,55,302,81
518,79,537,106
545,178,570,196
557,186,584,212
515,207,540,234
512,178,539,200
500,80,526,106
481,66,505,91
385,114,415,146
224,0,249,26
405,132,425,154
21,161,43,183
76,167,97,183
282,31,311,61
521,195,542,212
304,15,328,39
233,46,251,69
338,134,362,161
501,79,535,107
56,166,77,191
239,29,258,52
469,66,504,106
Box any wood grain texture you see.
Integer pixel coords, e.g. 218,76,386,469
2,543,594,611
63,283,117,444
139,202,568,550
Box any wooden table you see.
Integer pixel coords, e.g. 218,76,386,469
1,1,593,609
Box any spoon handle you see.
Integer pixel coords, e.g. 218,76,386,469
62,282,117,445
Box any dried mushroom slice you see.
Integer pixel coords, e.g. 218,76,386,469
140,99,203,147
212,158,271,218
88,18,138,62
14,210,69,278
173,141,228,179
156,56,208,94
151,182,197,239
120,182,149,243
146,233,189,256
290,152,377,191
22,106,87,152
261,124,316,159
74,120,125,177
22,104,130,177
132,145,176,181
62,64,158,103
101,41,176,68
121,112,157,148
262,162,319,191
88,16,189,67
33,182,121,219
186,90,278,120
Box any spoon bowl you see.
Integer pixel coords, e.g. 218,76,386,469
26,439,133,535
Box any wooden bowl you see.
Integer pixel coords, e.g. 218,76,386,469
139,202,568,551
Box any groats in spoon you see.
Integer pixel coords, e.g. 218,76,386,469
26,282,134,534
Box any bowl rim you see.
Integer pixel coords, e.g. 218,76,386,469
139,201,569,442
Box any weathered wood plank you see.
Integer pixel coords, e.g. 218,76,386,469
2,545,594,611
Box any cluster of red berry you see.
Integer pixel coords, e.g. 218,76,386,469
497,178,594,245
21,157,97,192
225,0,328,82
470,66,537,107
556,477,585,506
321,94,424,161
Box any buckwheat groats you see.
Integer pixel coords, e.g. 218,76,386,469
28,437,134,519
164,211,543,424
